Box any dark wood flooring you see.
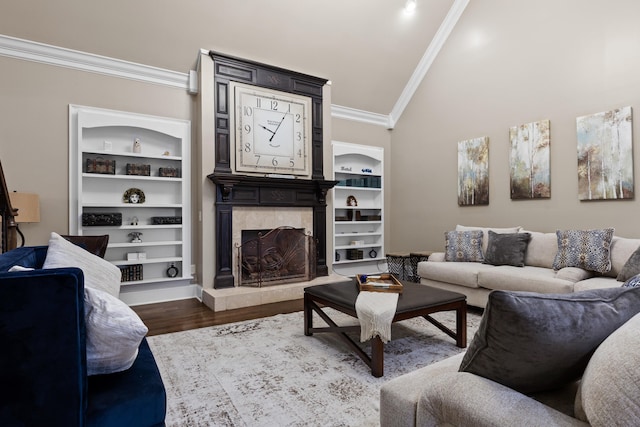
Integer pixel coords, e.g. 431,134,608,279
132,298,304,336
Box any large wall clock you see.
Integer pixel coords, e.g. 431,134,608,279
231,82,311,176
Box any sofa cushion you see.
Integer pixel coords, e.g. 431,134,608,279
608,236,640,278
552,228,614,274
85,287,148,376
522,231,558,268
478,266,575,294
555,267,593,282
87,338,166,426
574,312,640,426
445,230,484,262
616,245,640,281
43,232,121,297
573,276,622,292
483,231,531,267
419,260,494,289
456,224,522,254
459,287,640,394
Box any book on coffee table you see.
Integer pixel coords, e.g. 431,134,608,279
356,273,403,293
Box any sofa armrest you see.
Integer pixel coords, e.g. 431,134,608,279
0,268,87,427
416,372,588,427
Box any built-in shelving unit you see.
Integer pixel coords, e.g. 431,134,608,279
332,141,385,275
69,105,195,305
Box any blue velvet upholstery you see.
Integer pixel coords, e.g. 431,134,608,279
0,246,166,427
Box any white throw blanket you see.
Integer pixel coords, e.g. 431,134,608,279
355,291,399,343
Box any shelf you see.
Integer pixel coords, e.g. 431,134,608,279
121,276,193,286
82,149,181,161
82,203,182,208
335,244,380,250
111,256,182,266
335,186,380,192
82,224,182,230
335,232,380,237
108,241,182,248
83,173,182,182
334,257,386,265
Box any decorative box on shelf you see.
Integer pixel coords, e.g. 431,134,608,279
82,212,122,226
347,249,364,260
152,216,182,225
85,158,115,175
125,163,151,176
159,167,181,178
119,264,143,282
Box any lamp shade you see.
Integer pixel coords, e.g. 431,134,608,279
9,192,40,223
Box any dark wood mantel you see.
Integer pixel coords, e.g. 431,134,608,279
208,173,337,288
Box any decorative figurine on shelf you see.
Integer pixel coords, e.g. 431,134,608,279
130,216,139,226
347,195,358,206
166,263,179,278
123,188,145,204
369,249,377,258
162,151,171,156
128,232,143,243
133,138,142,153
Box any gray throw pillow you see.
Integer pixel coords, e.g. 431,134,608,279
459,287,640,394
483,230,531,267
444,230,484,262
617,245,640,281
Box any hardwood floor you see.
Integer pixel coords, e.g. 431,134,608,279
133,298,304,336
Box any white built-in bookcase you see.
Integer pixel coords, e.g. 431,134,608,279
69,105,195,305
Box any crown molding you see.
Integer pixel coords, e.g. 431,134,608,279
331,104,393,129
0,0,469,130
0,34,189,89
389,0,470,128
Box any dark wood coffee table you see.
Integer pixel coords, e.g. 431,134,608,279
304,279,467,377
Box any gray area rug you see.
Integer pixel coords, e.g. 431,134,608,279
147,308,482,427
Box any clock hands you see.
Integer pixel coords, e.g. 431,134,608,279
269,114,288,143
258,124,275,135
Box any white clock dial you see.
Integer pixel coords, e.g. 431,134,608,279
232,82,311,176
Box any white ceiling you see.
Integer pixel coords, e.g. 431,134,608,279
1,0,467,123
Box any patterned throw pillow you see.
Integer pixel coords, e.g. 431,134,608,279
445,230,484,262
552,228,614,274
623,273,640,288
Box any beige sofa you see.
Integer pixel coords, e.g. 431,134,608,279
380,287,640,427
418,226,640,308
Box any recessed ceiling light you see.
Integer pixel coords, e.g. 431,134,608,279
404,0,417,14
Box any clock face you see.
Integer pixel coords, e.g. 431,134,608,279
232,82,311,176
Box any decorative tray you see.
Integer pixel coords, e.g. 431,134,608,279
356,273,403,293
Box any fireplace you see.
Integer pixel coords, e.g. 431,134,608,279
238,227,316,287
207,174,337,288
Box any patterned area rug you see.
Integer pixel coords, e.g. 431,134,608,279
147,308,482,427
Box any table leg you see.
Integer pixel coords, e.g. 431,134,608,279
304,293,313,336
456,302,467,348
371,336,384,377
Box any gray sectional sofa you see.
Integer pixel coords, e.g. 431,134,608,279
417,226,640,308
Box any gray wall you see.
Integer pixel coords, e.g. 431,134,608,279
390,0,640,253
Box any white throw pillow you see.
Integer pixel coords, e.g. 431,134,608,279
84,287,148,375
43,232,121,297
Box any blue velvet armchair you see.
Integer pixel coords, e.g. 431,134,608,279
0,246,166,426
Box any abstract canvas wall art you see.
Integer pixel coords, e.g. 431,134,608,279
576,106,633,200
509,119,551,199
458,137,489,206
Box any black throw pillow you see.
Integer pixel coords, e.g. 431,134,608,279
483,230,531,267
459,287,640,394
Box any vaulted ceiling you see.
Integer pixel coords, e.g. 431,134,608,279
1,0,468,126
